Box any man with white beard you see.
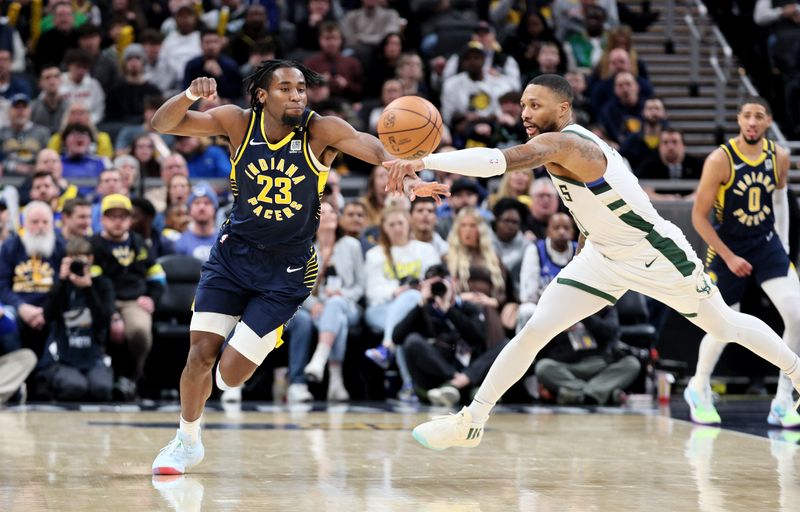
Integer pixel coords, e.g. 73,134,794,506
0,201,65,358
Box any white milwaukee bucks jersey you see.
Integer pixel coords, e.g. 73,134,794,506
550,124,686,265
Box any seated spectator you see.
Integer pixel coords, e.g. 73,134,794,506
410,197,449,257
59,49,106,125
636,129,704,200
0,94,50,176
157,3,202,94
495,91,529,149
30,65,68,134
566,70,592,126
59,197,92,242
130,198,174,259
485,169,533,210
0,201,65,358
436,178,493,239
174,183,219,262
90,168,126,234
563,4,608,72
293,0,339,54
19,150,79,210
228,4,273,66
174,136,231,179
304,21,365,101
589,48,653,117
0,198,15,249
503,9,563,80
48,102,114,159
114,155,141,198
341,0,402,64
360,165,390,227
31,2,78,73
490,198,531,283
597,26,650,80
296,202,365,401
395,52,430,98
75,23,119,95
27,172,65,221
162,203,190,243
91,194,165,399
364,32,405,98
129,132,165,179
0,48,32,104
145,153,190,214
0,309,37,403
598,71,647,144
238,38,279,79
40,236,115,401
754,0,800,72
522,41,565,83
139,29,175,95
621,97,668,171
364,79,404,135
106,45,163,124
60,124,109,194
363,204,441,373
440,42,516,138
183,29,243,102
446,208,517,331
517,212,577,332
395,264,507,407
339,200,373,253
535,305,640,405
528,178,560,240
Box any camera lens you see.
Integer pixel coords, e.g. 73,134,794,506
431,281,447,297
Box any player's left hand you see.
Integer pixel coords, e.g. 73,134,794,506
383,158,424,194
404,178,450,204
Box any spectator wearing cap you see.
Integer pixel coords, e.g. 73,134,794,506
439,21,521,92
440,41,516,142
183,28,243,101
30,65,68,134
90,193,165,396
0,49,32,104
435,177,492,239
0,201,65,358
59,49,106,125
174,183,219,262
106,44,163,124
0,94,51,176
32,2,79,74
157,3,202,94
76,23,120,94
60,123,109,194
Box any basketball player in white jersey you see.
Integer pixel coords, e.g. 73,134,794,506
384,74,800,450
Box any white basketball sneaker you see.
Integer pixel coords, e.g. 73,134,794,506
412,407,485,451
152,430,205,475
768,397,800,428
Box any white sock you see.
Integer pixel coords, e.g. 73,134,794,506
180,415,201,444
466,396,493,424
309,343,332,370
328,363,344,389
215,364,232,391
694,334,726,390
776,374,795,403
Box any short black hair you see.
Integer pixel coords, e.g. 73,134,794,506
63,48,92,68
200,27,220,39
245,59,325,111
131,197,156,218
410,196,436,212
62,122,94,141
739,95,772,116
493,197,529,221
31,170,57,185
661,127,685,143
63,197,91,216
527,74,574,104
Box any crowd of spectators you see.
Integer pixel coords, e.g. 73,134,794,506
0,0,675,406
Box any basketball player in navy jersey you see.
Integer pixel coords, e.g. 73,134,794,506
149,61,447,474
685,96,800,428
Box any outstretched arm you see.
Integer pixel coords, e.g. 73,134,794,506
151,77,243,138
773,145,791,253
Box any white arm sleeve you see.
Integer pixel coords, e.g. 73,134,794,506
773,186,790,254
422,147,507,178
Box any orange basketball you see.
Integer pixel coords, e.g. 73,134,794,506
377,95,443,159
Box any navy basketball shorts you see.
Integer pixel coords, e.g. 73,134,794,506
707,232,791,306
193,234,318,337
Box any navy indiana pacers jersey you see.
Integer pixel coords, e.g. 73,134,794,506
712,138,779,247
225,107,329,251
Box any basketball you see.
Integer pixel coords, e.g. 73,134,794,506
377,95,443,159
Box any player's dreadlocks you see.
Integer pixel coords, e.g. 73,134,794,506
245,59,326,111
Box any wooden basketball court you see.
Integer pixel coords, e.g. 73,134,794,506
1,403,797,511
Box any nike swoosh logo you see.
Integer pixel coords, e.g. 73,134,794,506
250,139,268,146
286,266,303,273
734,162,747,170
645,257,657,268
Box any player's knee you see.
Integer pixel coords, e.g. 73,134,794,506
186,337,220,373
228,323,278,367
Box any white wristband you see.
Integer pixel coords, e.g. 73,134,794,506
185,88,201,102
421,147,507,178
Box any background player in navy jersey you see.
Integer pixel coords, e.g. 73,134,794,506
149,60,448,475
685,96,800,428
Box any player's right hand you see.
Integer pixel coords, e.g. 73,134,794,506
383,158,424,194
189,77,218,100
725,254,752,277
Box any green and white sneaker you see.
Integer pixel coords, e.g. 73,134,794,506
767,397,800,429
152,430,205,475
412,407,485,451
683,378,721,425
